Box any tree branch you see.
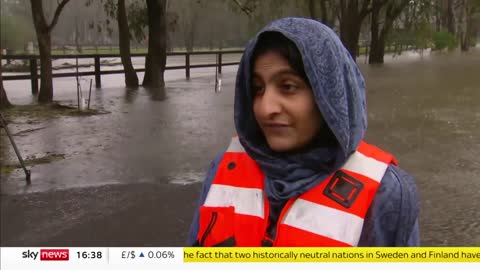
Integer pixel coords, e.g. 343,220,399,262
363,0,388,17
391,0,410,18
382,0,410,37
359,0,371,17
232,0,253,17
47,0,71,32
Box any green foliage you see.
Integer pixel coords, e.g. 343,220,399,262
413,22,433,50
127,1,148,42
85,0,147,43
432,31,457,50
0,15,35,51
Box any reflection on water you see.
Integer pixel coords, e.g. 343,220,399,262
145,86,167,101
123,88,139,104
167,170,204,185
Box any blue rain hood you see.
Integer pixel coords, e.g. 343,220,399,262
234,17,368,200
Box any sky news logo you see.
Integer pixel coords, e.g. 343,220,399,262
22,249,69,261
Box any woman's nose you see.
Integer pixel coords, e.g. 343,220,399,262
257,86,282,116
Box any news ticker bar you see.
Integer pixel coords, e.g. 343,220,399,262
1,248,182,265
185,247,480,263
1,247,479,265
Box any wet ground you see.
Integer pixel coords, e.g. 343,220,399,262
1,49,479,246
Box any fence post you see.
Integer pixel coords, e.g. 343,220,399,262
94,55,101,88
29,58,38,95
218,52,222,74
185,52,190,79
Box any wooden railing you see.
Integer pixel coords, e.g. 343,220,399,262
1,50,243,94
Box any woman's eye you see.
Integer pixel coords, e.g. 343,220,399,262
281,83,298,92
253,85,265,95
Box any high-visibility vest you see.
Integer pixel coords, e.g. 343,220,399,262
196,136,398,247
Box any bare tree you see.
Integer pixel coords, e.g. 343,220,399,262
30,0,71,103
142,0,167,96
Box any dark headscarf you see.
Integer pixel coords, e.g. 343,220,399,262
234,17,367,200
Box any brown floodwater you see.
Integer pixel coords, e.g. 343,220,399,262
1,48,479,246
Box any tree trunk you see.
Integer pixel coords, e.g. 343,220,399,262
466,5,476,48
340,14,362,61
454,0,468,51
0,53,12,109
117,0,139,87
0,84,11,109
308,0,317,19
30,0,70,104
369,0,383,63
435,5,442,32
441,0,456,34
31,0,53,103
142,0,167,95
459,0,476,51
309,0,335,28
339,0,373,61
37,33,54,103
320,0,335,28
447,0,455,34
369,0,409,64
369,29,387,64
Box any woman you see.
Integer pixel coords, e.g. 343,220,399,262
187,17,419,247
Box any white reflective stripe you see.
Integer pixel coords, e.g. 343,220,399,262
342,151,388,183
203,184,264,218
226,137,246,153
282,199,364,246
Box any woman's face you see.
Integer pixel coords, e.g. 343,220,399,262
252,51,323,152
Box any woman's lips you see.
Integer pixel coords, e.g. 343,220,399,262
262,122,290,132
265,123,288,127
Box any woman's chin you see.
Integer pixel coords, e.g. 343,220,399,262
266,137,296,153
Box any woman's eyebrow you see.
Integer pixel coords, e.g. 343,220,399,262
252,68,301,81
271,69,301,81
252,73,262,80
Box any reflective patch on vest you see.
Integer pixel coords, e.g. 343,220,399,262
282,199,364,246
342,151,389,182
203,184,264,218
226,137,245,153
324,171,363,208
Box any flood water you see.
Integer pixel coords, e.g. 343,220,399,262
1,49,479,246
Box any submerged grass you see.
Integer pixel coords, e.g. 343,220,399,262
0,103,108,176
0,153,65,176
1,103,109,120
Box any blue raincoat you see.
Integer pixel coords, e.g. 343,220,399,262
187,17,420,246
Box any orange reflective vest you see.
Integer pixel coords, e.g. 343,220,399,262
196,136,398,247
